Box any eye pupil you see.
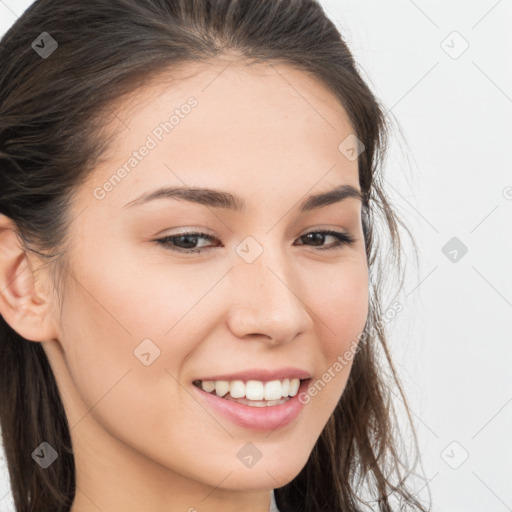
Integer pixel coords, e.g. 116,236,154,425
304,232,324,246
176,235,198,249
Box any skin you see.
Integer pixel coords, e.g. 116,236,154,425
0,59,369,512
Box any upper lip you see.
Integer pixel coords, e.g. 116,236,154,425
193,367,312,383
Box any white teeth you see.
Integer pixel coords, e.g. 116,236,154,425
201,380,216,393
198,377,303,401
246,380,264,400
230,380,245,399
289,378,300,397
214,380,230,397
264,380,283,401
281,378,290,397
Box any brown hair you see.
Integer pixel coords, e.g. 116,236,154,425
0,1,429,511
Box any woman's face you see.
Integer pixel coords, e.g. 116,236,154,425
43,60,369,508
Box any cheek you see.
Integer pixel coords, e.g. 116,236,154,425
56,242,230,455
57,272,205,473
299,257,368,410
310,256,369,349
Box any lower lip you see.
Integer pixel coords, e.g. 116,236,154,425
191,379,311,432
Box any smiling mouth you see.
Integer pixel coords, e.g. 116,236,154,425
192,378,309,407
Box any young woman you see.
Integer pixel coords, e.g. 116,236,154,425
0,1,429,511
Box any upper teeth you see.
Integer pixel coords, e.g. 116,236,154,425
198,378,301,400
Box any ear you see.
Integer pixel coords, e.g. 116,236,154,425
0,214,59,343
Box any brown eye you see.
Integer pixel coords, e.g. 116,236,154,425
155,232,219,253
154,229,355,255
296,230,355,251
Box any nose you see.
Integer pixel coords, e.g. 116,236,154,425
226,244,313,346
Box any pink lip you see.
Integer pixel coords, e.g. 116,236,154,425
192,378,312,431
193,367,312,383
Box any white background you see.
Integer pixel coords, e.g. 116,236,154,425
0,1,511,511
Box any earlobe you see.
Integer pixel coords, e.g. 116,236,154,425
0,214,58,343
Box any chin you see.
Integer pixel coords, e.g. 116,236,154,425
218,457,307,491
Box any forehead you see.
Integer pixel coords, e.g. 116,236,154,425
80,59,360,212
111,58,353,130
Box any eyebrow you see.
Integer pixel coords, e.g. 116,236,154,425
123,183,363,213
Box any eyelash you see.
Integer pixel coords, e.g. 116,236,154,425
154,230,355,254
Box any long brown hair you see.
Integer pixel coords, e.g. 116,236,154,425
0,1,429,510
